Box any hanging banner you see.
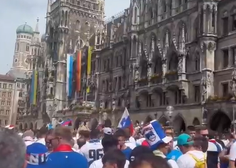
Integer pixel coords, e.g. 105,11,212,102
86,46,92,93
67,54,73,97
76,50,82,92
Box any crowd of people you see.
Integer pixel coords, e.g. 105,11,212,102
1,119,236,168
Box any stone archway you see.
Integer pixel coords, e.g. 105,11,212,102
24,123,28,130
19,123,23,131
35,123,37,130
172,114,186,133
74,117,81,130
210,111,231,132
192,117,200,126
30,122,33,130
159,116,168,126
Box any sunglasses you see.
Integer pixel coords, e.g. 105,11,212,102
45,137,59,144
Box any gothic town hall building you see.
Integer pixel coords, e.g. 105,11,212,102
95,0,236,133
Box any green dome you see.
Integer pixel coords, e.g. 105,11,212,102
16,24,33,35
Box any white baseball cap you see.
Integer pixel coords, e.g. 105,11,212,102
103,127,112,135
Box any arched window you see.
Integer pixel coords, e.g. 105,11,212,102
65,11,68,27
26,44,30,52
19,92,22,97
134,7,137,23
61,11,64,26
163,0,167,13
195,52,200,71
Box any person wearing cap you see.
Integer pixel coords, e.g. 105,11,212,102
142,120,178,168
176,133,205,168
90,135,130,168
103,127,113,136
46,127,88,168
23,130,35,147
26,143,49,168
129,146,153,163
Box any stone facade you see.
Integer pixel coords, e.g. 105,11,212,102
95,0,236,132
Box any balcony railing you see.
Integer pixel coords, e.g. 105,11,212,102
165,71,178,82
138,77,148,87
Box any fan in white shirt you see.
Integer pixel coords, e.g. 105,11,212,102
90,135,129,168
80,129,104,165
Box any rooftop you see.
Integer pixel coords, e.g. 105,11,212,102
0,74,15,82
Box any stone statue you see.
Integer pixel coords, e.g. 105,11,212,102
102,112,108,121
201,76,207,103
135,69,139,82
147,65,152,79
177,56,183,73
231,69,236,97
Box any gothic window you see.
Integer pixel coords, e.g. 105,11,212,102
195,52,200,71
150,7,153,19
178,0,182,6
174,89,185,104
19,92,22,97
26,44,30,52
34,48,37,56
141,59,148,77
222,17,229,35
134,7,137,23
61,11,64,26
223,49,229,68
163,0,167,13
169,0,172,16
212,6,216,28
168,53,178,70
154,57,162,74
65,11,68,27
146,94,153,107
232,7,236,31
133,37,137,57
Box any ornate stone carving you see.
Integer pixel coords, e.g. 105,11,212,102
134,68,140,82
147,65,152,80
231,69,236,97
201,76,207,104
177,56,183,74
207,42,216,53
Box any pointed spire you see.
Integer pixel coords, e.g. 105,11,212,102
35,18,39,33
46,0,52,20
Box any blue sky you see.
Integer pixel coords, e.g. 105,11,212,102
0,0,130,74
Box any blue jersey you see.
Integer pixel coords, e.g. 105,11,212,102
166,149,182,161
47,151,88,168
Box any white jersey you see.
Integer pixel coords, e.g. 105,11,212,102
80,140,104,165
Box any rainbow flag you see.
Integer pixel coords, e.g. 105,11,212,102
30,70,38,105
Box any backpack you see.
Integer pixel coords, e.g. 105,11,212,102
189,153,206,168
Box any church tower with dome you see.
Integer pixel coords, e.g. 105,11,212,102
9,19,43,78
